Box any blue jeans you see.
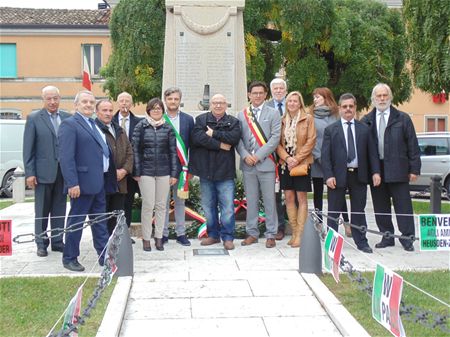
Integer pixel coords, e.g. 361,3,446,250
200,178,235,241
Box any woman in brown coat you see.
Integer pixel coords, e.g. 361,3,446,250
276,91,316,248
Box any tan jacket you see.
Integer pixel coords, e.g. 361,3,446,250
277,112,316,165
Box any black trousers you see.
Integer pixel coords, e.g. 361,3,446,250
34,166,66,249
327,170,369,249
313,177,349,222
105,193,126,235
123,176,140,228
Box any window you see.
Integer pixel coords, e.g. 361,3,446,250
82,44,102,76
0,44,17,78
426,116,448,132
418,138,449,156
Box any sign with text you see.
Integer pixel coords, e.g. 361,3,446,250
323,228,344,283
372,264,405,337
0,220,12,256
419,214,450,251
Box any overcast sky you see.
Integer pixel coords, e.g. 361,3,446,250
0,0,104,9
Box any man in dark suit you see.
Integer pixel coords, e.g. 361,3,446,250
58,90,111,272
162,87,194,246
361,83,421,252
266,78,287,240
95,99,133,235
237,81,281,248
23,86,70,257
322,93,381,253
113,92,142,241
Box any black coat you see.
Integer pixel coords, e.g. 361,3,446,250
321,119,380,188
189,112,241,181
132,119,178,178
361,106,421,183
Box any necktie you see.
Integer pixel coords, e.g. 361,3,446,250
346,122,356,163
51,113,59,133
277,102,283,116
121,117,127,136
378,112,386,159
89,118,110,157
248,107,259,154
253,108,260,121
108,124,116,139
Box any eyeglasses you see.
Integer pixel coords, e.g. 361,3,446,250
250,92,266,96
150,106,163,112
211,102,226,106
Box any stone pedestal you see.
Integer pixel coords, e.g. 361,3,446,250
163,0,247,115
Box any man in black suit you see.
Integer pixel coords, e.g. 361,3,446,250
361,83,421,252
113,92,142,240
23,86,71,257
322,93,381,253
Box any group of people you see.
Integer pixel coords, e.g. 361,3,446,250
23,79,420,272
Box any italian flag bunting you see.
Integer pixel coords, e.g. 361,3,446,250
372,264,406,337
62,285,83,336
197,222,207,239
82,54,92,91
323,228,344,282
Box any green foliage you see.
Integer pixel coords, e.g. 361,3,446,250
279,0,411,108
100,0,165,103
403,0,450,95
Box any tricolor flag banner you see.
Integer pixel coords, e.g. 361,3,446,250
104,234,118,285
0,220,12,256
419,214,450,251
82,54,92,91
372,264,406,337
62,285,83,336
323,228,344,283
197,222,207,239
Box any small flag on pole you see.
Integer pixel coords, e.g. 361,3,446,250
197,222,207,239
62,285,83,336
82,54,92,91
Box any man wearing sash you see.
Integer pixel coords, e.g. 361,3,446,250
189,94,241,250
237,81,281,248
162,87,194,246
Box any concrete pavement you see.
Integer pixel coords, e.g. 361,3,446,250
1,200,448,337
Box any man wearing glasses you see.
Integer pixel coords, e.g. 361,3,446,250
237,81,281,248
189,94,241,250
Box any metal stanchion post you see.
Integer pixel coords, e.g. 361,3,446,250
12,167,25,203
299,215,322,274
116,218,134,277
430,175,442,214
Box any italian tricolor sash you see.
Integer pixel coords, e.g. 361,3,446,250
243,107,279,184
163,114,189,199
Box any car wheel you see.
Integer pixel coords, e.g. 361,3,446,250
1,170,15,198
445,178,450,200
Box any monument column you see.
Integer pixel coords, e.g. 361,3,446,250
162,0,247,115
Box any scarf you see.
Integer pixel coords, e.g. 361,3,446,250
146,115,165,128
281,111,301,170
313,106,332,119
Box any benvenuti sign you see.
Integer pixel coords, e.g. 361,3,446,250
418,214,450,251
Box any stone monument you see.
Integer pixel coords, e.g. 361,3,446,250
162,0,247,114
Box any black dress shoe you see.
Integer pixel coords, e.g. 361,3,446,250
37,248,48,257
375,241,395,249
403,245,415,252
63,260,85,272
358,246,373,254
51,244,64,252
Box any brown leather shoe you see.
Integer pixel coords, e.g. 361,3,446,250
223,240,235,250
142,239,151,252
241,236,258,246
275,229,285,240
266,238,276,248
201,237,221,246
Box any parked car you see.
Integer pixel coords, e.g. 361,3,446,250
410,132,450,197
0,119,26,197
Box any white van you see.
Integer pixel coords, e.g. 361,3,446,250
0,119,26,197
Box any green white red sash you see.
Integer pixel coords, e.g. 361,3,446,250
163,114,190,199
243,107,280,188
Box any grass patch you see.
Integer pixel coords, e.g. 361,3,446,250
413,200,450,214
0,276,116,337
0,200,14,210
321,270,450,337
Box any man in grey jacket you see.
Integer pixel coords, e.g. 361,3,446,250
23,86,70,257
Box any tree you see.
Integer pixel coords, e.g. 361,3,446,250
100,0,165,103
277,0,411,108
403,0,450,96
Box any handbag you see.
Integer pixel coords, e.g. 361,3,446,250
289,163,309,177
